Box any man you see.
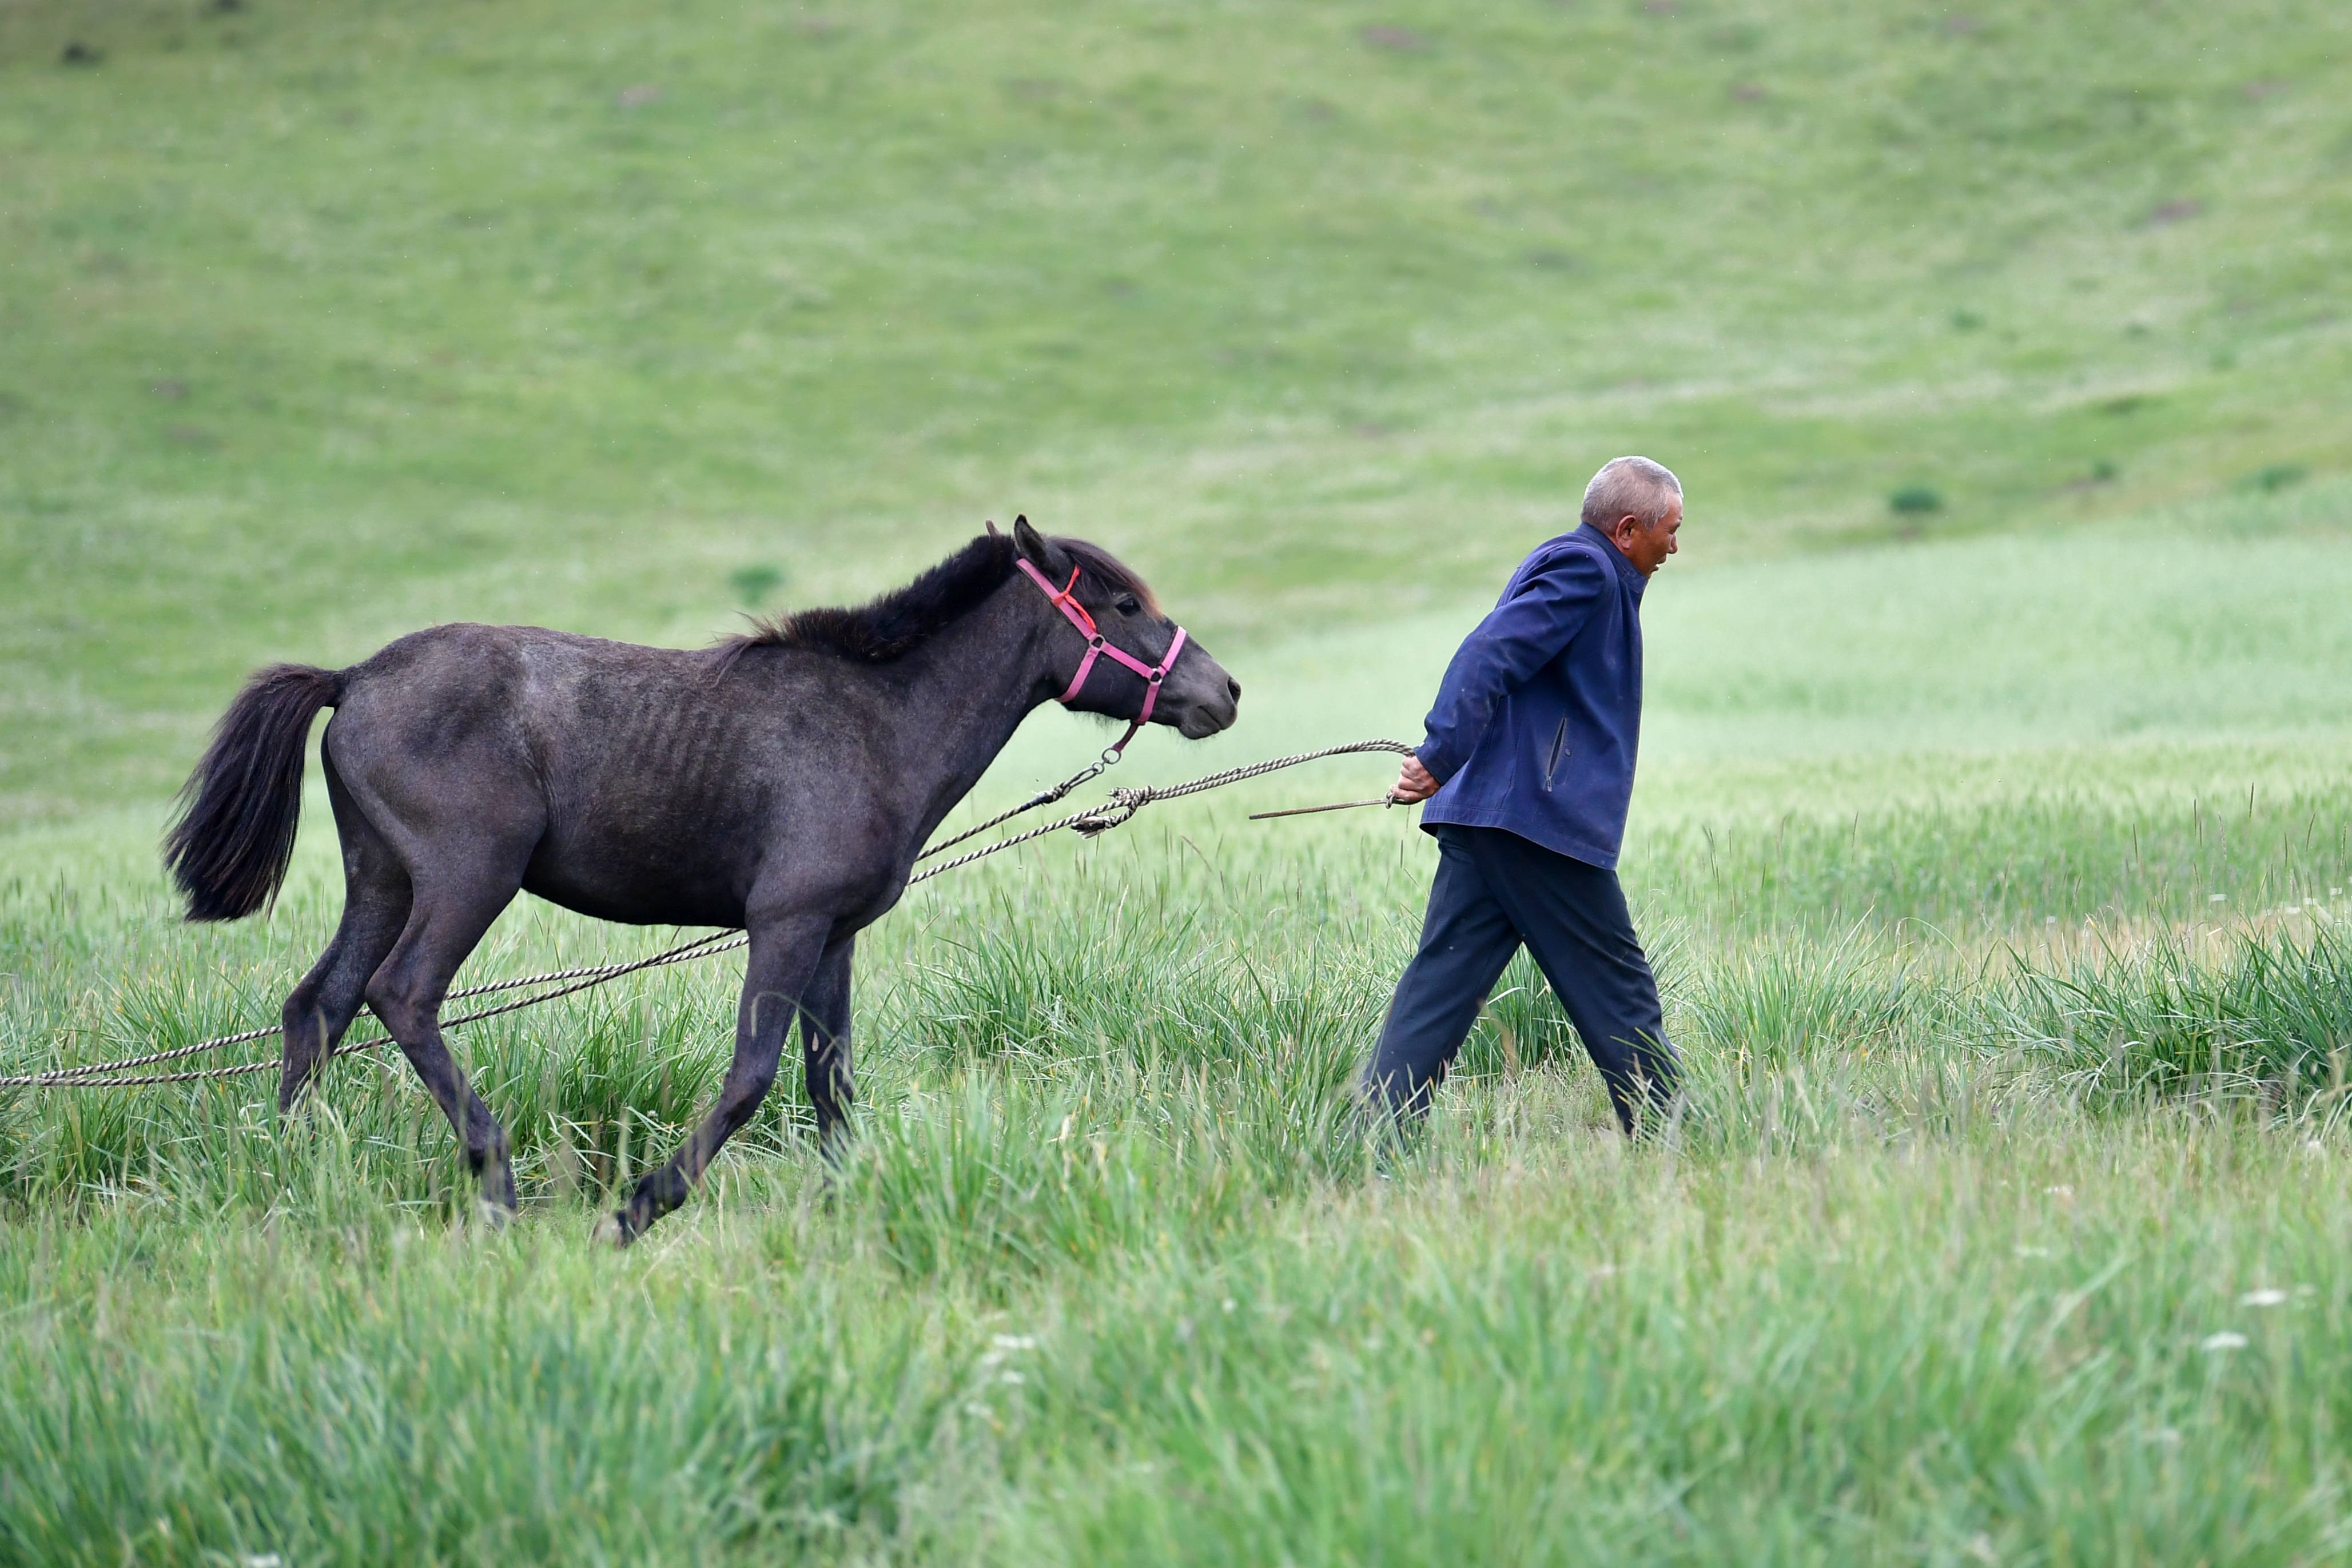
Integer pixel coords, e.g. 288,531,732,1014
1365,455,1684,1135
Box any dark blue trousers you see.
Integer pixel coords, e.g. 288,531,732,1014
1366,825,1679,1133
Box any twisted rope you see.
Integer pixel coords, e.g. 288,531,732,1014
4,739,1414,1092
916,752,1115,861
0,930,753,1088
906,739,1414,879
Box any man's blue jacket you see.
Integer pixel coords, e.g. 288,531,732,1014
1415,522,1647,869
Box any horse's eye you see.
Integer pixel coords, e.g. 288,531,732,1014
1115,595,1141,616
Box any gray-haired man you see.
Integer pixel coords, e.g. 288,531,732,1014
1367,456,1684,1133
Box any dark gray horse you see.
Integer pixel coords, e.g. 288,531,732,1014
163,520,1239,1243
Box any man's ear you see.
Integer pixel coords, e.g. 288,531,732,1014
1011,515,1068,576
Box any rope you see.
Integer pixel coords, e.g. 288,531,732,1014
3,739,1414,1092
907,739,1414,880
13,929,751,1084
916,752,1115,861
0,930,753,1089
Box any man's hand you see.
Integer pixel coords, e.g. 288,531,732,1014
1391,755,1439,804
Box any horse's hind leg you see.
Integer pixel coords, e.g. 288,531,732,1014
278,755,411,1112
611,914,831,1244
801,937,856,1157
365,861,528,1218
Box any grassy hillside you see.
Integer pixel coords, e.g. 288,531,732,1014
5,0,2351,822
11,4,2352,1561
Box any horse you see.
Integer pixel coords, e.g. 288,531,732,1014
162,519,1240,1243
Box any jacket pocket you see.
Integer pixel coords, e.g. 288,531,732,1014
1542,718,1570,791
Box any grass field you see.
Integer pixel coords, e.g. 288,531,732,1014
7,1,2352,1562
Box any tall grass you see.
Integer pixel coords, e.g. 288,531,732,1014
11,783,2352,1561
7,1073,2351,1563
9,787,2349,1211
9,726,2352,1564
1997,923,2352,1107
1630,779,2352,934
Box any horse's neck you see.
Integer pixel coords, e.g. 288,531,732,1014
886,591,1061,841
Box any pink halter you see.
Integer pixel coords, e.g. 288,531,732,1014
1017,556,1189,755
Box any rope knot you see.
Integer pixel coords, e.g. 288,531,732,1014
1070,785,1154,838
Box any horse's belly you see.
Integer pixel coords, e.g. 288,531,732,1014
524,882,742,929
521,846,747,929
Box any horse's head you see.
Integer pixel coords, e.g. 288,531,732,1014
1009,517,1240,740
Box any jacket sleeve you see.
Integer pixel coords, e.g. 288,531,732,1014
1415,548,1606,784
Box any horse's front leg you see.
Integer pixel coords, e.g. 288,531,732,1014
801,936,855,1158
609,913,830,1245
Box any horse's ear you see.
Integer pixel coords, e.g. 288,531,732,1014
985,519,1003,538
1011,515,1065,575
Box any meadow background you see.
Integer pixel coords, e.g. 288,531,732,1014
5,0,2352,1561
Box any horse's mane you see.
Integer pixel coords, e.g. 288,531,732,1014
716,530,1160,668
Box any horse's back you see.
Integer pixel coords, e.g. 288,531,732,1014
335,622,718,750
327,622,695,822
327,623,826,925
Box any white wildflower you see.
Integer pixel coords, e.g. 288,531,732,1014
991,1334,1037,1351
2210,894,2227,903
2202,1331,2248,1351
2239,1289,2288,1308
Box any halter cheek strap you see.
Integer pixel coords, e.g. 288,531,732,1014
1016,556,1191,755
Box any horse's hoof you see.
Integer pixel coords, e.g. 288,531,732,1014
593,1211,633,1250
476,1197,516,1231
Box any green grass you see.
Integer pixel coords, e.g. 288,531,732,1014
10,846,2352,1561
10,0,2352,1561
15,1125,2344,1563
10,751,2352,1561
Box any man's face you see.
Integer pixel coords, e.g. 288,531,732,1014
1608,498,1683,578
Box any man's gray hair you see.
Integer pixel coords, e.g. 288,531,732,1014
1580,456,1683,531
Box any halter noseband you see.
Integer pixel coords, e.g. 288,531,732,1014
1016,555,1190,758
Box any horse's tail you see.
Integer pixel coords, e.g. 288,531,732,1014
164,663,345,922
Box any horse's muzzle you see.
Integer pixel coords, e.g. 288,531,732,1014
1176,690,1240,739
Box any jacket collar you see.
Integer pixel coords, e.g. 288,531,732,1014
1575,521,1649,600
